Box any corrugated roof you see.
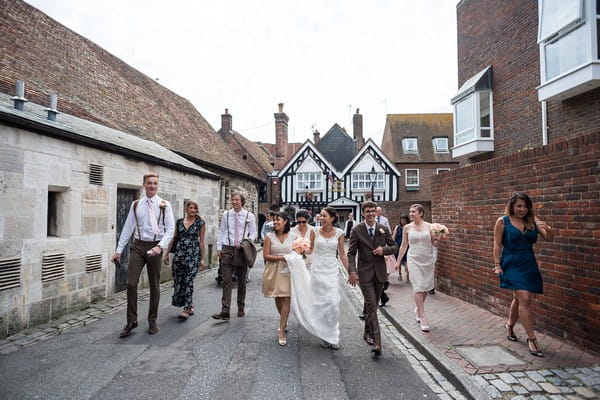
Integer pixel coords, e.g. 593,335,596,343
0,0,254,177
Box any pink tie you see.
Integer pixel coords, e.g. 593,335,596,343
234,213,240,246
148,199,159,235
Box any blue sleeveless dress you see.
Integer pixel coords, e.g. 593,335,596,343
499,216,543,293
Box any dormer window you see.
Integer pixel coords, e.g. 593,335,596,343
432,137,449,153
402,138,418,154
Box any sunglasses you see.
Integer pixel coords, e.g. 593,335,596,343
296,221,307,224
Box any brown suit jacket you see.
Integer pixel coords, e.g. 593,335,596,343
347,222,398,283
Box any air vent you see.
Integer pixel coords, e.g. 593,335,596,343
0,257,21,291
42,252,65,282
85,254,102,272
89,164,104,185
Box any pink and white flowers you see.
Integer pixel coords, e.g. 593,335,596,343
292,237,311,258
430,223,449,238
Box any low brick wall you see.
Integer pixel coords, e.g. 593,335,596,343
431,132,600,352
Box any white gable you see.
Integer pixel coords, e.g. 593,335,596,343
297,157,321,173
353,155,384,173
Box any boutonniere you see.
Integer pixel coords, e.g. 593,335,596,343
159,200,167,209
378,228,385,235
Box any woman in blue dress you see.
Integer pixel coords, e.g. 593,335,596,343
493,192,553,357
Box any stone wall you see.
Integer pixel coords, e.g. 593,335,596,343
0,123,220,338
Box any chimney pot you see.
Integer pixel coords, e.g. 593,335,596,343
278,103,284,113
45,94,59,121
12,80,28,111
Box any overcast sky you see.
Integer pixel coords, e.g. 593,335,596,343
25,0,458,146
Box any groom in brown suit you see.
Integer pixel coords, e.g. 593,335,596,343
347,201,397,356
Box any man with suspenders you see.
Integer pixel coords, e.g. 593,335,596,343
112,173,175,337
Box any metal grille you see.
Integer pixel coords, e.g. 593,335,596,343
0,257,21,291
85,254,102,273
89,164,104,185
41,252,65,282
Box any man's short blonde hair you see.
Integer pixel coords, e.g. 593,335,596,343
143,173,159,183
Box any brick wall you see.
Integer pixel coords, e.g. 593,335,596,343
431,132,600,352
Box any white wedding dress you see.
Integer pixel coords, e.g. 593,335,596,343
286,228,343,345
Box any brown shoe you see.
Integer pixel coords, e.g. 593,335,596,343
147,322,160,335
212,312,230,321
372,345,382,356
237,310,245,317
119,321,138,338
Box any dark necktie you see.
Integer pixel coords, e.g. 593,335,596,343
377,217,380,223
369,227,374,238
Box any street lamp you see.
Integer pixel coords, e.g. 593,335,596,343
368,166,377,201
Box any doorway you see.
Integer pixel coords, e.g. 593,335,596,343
115,188,138,292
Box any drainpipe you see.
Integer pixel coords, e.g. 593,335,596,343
12,80,27,111
541,101,548,145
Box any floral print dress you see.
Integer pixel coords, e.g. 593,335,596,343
172,217,205,308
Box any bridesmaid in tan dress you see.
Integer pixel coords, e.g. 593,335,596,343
262,212,296,346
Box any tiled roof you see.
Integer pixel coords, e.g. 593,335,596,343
316,124,357,171
232,132,274,176
0,0,255,178
382,113,454,163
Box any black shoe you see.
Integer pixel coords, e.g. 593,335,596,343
119,321,138,338
372,345,382,356
429,289,436,295
358,313,366,320
380,292,389,307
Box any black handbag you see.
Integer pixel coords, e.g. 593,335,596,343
169,219,182,253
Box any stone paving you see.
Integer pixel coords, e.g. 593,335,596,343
381,269,600,400
2,263,599,400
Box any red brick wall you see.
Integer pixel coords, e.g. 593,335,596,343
431,132,600,352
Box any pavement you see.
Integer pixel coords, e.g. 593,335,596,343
1,252,599,400
378,269,600,399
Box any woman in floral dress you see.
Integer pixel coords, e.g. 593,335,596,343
164,200,206,320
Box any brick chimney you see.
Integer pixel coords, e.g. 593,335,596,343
221,108,233,138
313,129,320,145
274,103,289,159
353,108,364,149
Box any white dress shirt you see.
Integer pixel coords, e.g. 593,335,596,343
376,215,391,231
116,195,175,253
217,208,257,251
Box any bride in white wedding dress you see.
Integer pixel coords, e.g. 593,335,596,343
285,207,349,349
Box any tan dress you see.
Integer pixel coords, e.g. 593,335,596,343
262,231,295,297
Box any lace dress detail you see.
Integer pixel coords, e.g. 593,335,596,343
287,227,343,345
262,232,296,297
407,229,435,292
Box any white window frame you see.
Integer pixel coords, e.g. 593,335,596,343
453,91,494,147
432,137,449,153
402,138,418,154
437,168,451,174
537,0,600,100
405,169,419,188
351,172,385,191
296,172,322,191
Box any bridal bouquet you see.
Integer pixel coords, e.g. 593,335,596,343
292,237,311,259
430,223,449,238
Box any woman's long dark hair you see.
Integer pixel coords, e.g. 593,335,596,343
505,192,535,229
273,211,291,233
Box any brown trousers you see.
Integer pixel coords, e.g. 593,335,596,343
220,246,248,315
127,240,161,324
359,279,384,346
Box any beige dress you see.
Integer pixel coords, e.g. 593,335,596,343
290,225,314,270
262,231,295,297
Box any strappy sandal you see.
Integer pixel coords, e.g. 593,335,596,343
505,323,517,341
178,309,189,320
188,306,195,316
527,338,543,357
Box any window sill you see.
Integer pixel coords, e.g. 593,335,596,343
452,138,494,158
405,186,419,191
537,61,600,101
